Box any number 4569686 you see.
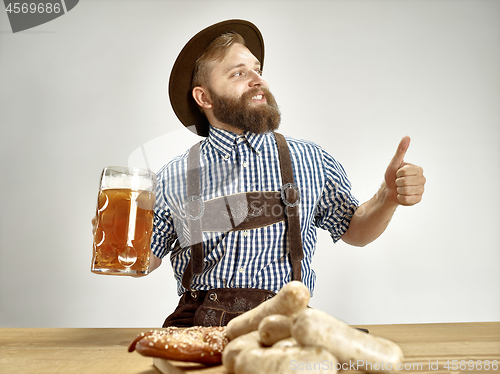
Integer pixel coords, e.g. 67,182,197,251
444,360,498,371
5,3,62,14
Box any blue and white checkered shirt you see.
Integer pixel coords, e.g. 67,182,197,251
152,126,358,296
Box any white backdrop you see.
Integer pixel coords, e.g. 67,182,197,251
1,0,499,328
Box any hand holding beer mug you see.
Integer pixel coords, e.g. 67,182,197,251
92,166,156,276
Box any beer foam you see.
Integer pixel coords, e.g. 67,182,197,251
101,174,153,191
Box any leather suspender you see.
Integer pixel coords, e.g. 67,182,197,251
181,132,303,290
182,142,204,289
274,132,304,283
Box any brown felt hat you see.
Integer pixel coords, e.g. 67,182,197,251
168,19,265,137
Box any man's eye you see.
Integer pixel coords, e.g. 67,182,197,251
255,69,263,76
232,72,243,77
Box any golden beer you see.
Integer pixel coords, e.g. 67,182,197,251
91,167,156,276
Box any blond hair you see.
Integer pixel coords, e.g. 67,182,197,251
192,32,246,89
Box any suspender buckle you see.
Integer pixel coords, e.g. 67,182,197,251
184,195,205,220
281,183,301,207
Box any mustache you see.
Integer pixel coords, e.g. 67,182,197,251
241,86,278,109
242,86,270,100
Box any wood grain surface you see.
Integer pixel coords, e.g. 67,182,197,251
1,322,498,373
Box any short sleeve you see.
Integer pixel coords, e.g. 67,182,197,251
151,168,178,259
314,150,359,243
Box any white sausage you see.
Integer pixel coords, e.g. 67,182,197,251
234,346,338,374
226,281,310,340
271,337,298,349
291,309,404,374
222,331,261,373
258,314,292,346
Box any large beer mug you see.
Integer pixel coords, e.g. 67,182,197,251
92,166,156,276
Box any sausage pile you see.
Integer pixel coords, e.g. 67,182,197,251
128,281,404,373
223,281,404,374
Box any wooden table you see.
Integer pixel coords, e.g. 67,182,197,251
1,322,498,373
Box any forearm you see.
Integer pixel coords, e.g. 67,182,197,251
341,182,399,247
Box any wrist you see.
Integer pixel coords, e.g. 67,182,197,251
376,182,399,211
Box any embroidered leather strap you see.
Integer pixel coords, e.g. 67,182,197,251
181,133,303,290
186,142,203,277
201,191,286,232
274,132,304,282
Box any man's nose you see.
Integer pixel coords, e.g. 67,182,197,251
249,70,266,87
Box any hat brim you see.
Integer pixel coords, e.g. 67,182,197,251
168,19,265,137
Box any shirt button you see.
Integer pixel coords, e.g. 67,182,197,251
242,161,249,168
238,267,244,273
242,230,249,237
223,154,230,161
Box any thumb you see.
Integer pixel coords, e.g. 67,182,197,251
390,136,411,167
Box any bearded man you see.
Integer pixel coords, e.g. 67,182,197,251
149,20,425,327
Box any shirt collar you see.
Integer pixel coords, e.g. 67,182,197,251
207,125,268,157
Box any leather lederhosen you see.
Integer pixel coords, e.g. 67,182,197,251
163,133,304,327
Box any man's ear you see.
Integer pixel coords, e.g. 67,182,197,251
192,86,213,109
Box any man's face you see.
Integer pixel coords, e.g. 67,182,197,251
206,43,281,134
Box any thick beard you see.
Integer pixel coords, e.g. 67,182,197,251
208,86,281,134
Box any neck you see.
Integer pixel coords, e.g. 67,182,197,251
207,113,243,135
216,125,244,135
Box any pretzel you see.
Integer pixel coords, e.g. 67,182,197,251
128,326,228,365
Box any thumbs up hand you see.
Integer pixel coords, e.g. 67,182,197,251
384,136,426,206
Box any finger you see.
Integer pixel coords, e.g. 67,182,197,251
395,174,426,187
397,185,425,196
397,193,423,206
390,136,411,168
396,164,423,178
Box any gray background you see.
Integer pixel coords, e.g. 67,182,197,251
1,0,498,327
